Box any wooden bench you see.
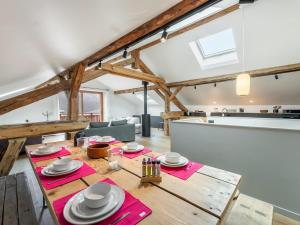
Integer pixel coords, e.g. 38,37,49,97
0,173,38,225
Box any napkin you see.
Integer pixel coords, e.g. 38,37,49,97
30,147,71,163
112,147,152,159
160,160,204,180
53,178,152,225
36,161,96,190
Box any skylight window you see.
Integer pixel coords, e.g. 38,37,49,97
135,94,158,105
189,28,238,70
197,29,236,58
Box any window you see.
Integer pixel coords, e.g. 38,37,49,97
135,94,158,105
190,28,238,70
197,29,236,58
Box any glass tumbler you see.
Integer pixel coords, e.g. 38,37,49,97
107,148,123,170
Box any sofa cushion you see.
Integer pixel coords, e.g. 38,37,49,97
90,122,109,128
111,119,127,126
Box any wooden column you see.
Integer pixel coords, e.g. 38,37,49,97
164,95,170,136
0,138,26,176
68,63,86,120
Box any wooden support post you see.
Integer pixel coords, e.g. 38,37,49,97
0,138,26,176
164,94,170,136
68,63,86,120
131,50,140,69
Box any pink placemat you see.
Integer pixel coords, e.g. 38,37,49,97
160,161,204,180
112,147,152,159
90,140,121,145
36,161,96,190
30,148,71,163
53,178,152,225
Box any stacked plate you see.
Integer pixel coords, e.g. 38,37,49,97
31,145,61,156
122,142,144,153
157,152,189,168
41,158,83,177
63,182,125,224
90,136,116,143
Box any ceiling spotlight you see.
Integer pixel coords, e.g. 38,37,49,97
160,29,168,43
123,47,128,58
275,74,279,80
214,83,217,87
194,85,197,90
96,60,102,70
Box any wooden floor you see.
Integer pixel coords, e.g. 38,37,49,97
9,128,300,225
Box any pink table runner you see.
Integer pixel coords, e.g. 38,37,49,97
30,148,71,163
160,161,204,180
90,140,121,145
53,178,152,225
36,162,96,190
112,147,152,159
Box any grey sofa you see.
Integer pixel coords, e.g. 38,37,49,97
77,120,135,142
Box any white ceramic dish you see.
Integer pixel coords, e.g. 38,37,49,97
52,157,72,171
83,183,111,208
165,152,181,163
30,146,61,156
41,160,83,176
126,142,138,150
157,155,189,168
63,185,125,225
70,187,119,219
122,145,144,153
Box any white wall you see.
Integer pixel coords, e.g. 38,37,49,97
0,95,60,125
82,80,140,121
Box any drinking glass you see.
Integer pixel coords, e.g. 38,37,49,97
107,148,123,170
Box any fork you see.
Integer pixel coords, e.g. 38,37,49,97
109,212,131,225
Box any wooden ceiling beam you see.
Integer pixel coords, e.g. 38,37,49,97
137,58,188,112
0,80,70,116
169,86,183,101
136,4,239,52
167,63,300,88
82,58,135,83
101,64,165,83
82,0,209,65
114,63,300,93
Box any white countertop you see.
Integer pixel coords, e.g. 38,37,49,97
173,116,300,132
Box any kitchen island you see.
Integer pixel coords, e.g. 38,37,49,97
170,117,300,220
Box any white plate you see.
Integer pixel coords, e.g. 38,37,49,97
122,145,144,153
41,161,83,176
92,137,116,143
30,147,61,156
157,155,189,168
64,185,125,225
71,187,119,219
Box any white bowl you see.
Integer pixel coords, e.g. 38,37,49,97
165,152,181,164
52,157,72,171
126,142,138,150
83,183,111,208
102,136,112,142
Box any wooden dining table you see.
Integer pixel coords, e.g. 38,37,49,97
25,140,242,225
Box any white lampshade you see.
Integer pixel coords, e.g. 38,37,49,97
236,73,250,96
